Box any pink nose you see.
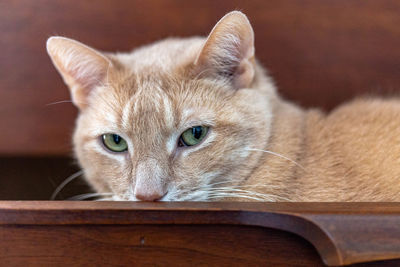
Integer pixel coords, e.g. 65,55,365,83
135,191,164,201
134,158,166,201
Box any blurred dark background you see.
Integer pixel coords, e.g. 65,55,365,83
1,0,400,199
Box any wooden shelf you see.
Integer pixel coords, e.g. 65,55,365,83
0,202,399,266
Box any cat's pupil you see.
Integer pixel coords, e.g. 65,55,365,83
113,134,121,144
192,126,202,139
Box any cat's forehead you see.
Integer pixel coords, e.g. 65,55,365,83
87,35,235,140
91,73,226,140
113,37,205,73
120,76,219,124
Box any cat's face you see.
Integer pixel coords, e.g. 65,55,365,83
47,11,276,201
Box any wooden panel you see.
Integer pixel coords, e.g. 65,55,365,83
0,202,400,266
0,225,324,266
1,0,400,155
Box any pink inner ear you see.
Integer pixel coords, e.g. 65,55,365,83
62,56,110,109
47,37,113,109
194,12,255,88
66,51,110,90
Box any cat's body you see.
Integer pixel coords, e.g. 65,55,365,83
252,98,400,201
47,11,400,201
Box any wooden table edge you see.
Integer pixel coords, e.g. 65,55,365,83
0,201,400,266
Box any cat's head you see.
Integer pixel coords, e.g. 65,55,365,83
47,11,277,201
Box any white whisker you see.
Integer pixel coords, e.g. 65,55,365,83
173,181,291,202
209,187,289,200
205,180,282,189
67,192,114,201
45,100,73,106
246,148,306,171
206,192,269,201
95,197,114,201
50,170,84,200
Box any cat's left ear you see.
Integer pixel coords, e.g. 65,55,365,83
46,36,113,110
194,11,255,89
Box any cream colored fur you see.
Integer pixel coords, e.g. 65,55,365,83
47,11,400,201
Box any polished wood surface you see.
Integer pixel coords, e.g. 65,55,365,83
1,0,400,155
0,202,399,266
1,224,324,266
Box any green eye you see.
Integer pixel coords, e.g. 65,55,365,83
180,126,209,147
102,134,128,152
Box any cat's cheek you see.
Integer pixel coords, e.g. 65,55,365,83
82,140,127,164
75,138,132,197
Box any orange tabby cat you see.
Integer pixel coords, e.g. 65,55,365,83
46,11,400,201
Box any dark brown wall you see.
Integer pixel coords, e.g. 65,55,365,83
0,157,88,200
2,0,400,155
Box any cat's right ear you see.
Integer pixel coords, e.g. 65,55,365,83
46,37,113,110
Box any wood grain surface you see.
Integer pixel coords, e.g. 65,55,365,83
1,225,325,266
0,202,400,266
1,0,400,155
